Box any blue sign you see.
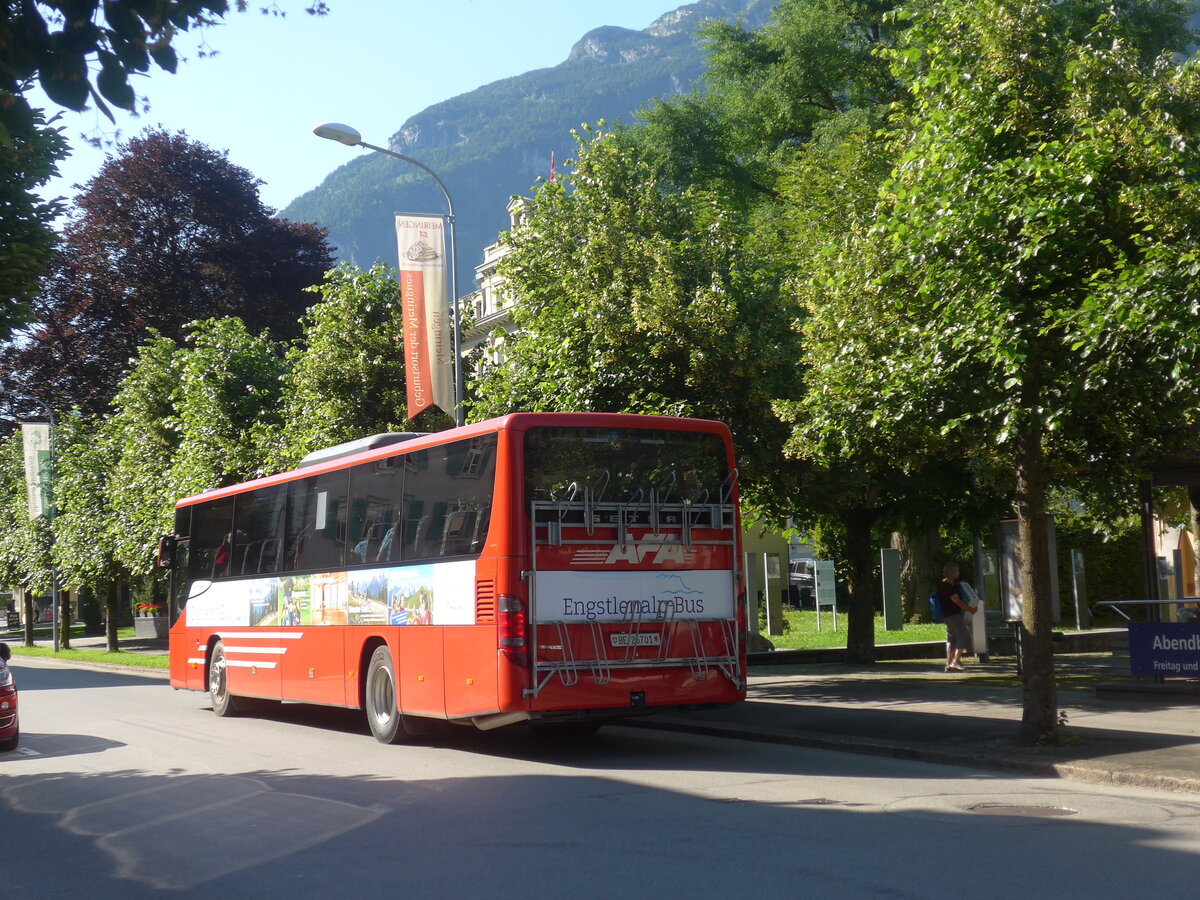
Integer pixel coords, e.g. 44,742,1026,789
1128,623,1200,677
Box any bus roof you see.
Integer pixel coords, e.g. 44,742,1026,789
174,412,732,508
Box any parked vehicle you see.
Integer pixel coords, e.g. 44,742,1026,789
0,642,17,751
789,559,815,608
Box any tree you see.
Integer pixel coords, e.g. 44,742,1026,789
53,412,127,650
0,128,333,419
104,333,184,582
269,263,446,472
0,2,328,342
637,0,903,205
0,105,68,338
471,127,803,517
104,318,287,587
815,0,1200,741
0,2,327,117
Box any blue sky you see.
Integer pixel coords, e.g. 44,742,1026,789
34,1,685,215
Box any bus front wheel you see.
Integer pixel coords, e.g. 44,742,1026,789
209,641,242,717
366,646,412,744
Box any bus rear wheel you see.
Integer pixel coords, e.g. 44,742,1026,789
209,641,243,717
365,646,412,744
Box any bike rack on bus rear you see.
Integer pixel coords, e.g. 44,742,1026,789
525,474,742,700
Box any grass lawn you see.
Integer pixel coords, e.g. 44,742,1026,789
3,624,169,669
6,645,170,669
764,609,947,650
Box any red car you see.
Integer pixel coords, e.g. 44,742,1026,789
0,643,17,751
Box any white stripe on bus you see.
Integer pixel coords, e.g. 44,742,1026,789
223,646,287,655
224,660,278,669
217,631,304,639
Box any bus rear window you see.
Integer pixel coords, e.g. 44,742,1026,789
524,427,729,505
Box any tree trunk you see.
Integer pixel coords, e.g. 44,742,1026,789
892,529,944,621
105,581,119,653
21,588,34,648
1015,412,1057,745
844,510,878,665
58,581,71,650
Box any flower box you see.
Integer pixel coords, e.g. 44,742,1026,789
134,615,168,639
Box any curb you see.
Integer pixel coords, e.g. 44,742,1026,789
630,716,1200,796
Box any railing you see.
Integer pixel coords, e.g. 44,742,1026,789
524,475,742,700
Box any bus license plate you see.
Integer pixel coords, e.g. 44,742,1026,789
610,633,661,648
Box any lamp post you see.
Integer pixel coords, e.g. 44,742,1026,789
313,122,464,427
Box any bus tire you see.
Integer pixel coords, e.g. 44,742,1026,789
365,646,412,744
209,640,242,717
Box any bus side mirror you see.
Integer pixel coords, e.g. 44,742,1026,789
0,642,10,662
156,536,177,570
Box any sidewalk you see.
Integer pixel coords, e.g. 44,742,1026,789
638,654,1200,794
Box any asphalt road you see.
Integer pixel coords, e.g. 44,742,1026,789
4,658,1200,899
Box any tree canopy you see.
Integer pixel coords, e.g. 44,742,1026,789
0,2,330,343
471,126,803,516
0,128,333,420
0,2,329,118
800,0,1200,740
0,106,67,338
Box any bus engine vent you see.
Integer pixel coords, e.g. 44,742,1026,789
475,579,496,623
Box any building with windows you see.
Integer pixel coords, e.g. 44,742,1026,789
460,197,525,377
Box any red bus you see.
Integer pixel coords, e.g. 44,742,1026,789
161,412,746,742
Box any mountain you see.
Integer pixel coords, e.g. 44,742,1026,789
281,0,775,290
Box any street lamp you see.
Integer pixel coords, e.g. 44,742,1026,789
313,122,464,427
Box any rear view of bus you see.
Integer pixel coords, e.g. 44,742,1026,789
163,412,745,742
498,415,746,728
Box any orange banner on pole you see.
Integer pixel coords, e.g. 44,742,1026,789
396,213,454,420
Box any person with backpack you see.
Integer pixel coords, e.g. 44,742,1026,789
937,562,974,672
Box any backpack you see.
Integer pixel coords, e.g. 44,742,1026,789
928,590,944,623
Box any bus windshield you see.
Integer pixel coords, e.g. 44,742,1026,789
523,427,729,505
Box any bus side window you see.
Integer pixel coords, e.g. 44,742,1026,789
189,497,235,581
232,484,286,576
403,435,497,561
348,456,405,565
286,471,348,572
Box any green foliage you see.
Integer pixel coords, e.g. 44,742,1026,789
172,318,288,489
0,2,326,344
805,0,1200,737
864,0,1200,466
1054,518,1143,612
270,263,439,471
2,128,332,418
0,430,53,595
638,0,903,203
471,127,802,516
51,412,119,592
0,3,329,118
0,106,67,339
104,319,287,578
105,333,184,577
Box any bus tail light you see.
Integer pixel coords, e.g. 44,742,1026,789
498,594,528,668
